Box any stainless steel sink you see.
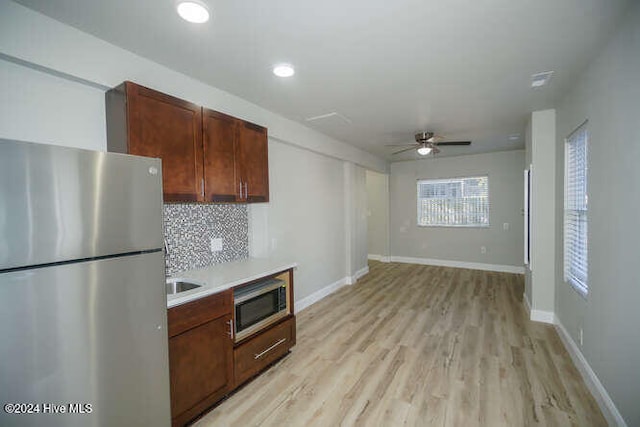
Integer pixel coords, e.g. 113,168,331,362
166,279,202,295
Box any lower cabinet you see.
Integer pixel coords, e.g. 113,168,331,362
167,283,296,426
168,291,233,427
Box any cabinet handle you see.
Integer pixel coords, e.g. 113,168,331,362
244,182,248,200
239,181,243,199
201,179,205,197
254,338,286,360
227,319,234,340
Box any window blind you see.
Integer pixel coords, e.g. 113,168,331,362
417,176,489,227
564,123,588,295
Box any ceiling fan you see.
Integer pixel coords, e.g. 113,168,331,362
386,132,471,156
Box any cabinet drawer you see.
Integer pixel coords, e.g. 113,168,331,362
234,316,294,387
168,291,232,338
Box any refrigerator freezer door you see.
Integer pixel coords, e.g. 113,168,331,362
0,139,164,270
0,251,170,427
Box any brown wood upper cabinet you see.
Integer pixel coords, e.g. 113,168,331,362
202,109,269,203
106,81,269,203
236,120,269,203
106,82,203,202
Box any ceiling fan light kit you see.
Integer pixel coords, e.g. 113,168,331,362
417,145,432,156
386,131,472,156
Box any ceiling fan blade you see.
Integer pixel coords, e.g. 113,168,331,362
435,141,471,146
392,146,419,155
385,144,418,147
432,146,441,154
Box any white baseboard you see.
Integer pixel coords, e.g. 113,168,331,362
555,320,628,427
523,292,532,315
356,265,369,280
389,256,525,274
346,265,370,285
296,266,370,313
530,309,555,324
368,254,391,262
295,277,348,313
522,292,555,324
524,299,626,424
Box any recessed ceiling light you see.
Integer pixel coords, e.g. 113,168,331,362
417,146,432,156
508,134,521,141
531,71,554,88
273,64,295,78
177,1,210,24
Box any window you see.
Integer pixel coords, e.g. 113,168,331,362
417,176,489,227
564,122,588,296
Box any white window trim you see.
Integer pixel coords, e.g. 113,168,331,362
416,175,490,228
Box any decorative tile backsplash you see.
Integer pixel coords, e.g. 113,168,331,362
163,203,249,275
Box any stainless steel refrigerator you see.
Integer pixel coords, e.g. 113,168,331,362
0,139,171,426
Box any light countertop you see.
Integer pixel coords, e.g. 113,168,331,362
166,257,297,308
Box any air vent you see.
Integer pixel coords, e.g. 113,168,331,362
304,112,352,124
531,71,554,88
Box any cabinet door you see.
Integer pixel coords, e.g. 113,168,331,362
126,82,203,202
202,109,240,202
237,121,269,203
169,315,233,424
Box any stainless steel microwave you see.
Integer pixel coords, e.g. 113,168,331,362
234,277,289,342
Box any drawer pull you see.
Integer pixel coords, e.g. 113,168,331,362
254,338,287,360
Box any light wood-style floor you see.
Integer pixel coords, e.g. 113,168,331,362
195,261,606,426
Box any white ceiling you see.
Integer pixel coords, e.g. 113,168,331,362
15,0,629,161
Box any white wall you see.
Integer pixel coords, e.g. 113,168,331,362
248,141,347,301
0,0,381,307
0,59,105,151
366,170,389,259
389,150,525,271
554,2,640,425
528,109,557,317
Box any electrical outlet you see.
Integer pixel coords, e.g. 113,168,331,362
210,238,223,252
503,222,510,231
579,328,584,346
480,246,487,254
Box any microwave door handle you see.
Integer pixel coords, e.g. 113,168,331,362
234,280,285,304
